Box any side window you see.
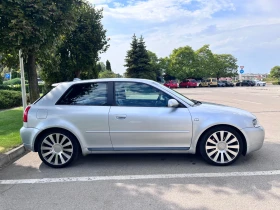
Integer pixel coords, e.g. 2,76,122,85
115,82,172,107
57,83,108,106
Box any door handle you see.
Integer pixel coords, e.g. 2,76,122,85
116,115,127,120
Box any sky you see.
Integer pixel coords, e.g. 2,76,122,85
89,0,280,75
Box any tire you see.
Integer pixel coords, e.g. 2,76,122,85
199,84,202,87
37,129,79,168
199,126,243,166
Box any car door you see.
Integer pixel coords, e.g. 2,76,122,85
109,81,193,150
55,82,112,150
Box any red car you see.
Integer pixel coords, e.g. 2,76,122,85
179,79,197,88
164,80,179,88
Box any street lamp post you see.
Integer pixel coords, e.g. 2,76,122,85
19,49,27,110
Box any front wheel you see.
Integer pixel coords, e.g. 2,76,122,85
38,129,79,168
199,126,243,166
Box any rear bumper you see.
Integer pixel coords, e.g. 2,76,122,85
20,127,40,151
241,126,265,155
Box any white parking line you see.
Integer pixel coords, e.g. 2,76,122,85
233,99,262,105
1,170,280,185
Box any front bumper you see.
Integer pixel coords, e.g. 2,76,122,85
20,127,40,151
241,126,265,155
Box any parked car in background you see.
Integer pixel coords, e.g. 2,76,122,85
221,81,234,87
20,78,265,168
200,79,209,87
208,78,218,87
217,81,226,87
254,80,266,86
37,78,45,84
164,80,179,88
179,79,197,88
200,78,218,87
236,80,256,86
196,80,202,87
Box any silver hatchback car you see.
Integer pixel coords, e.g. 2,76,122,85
20,78,265,168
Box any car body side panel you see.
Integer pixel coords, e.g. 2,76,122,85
109,107,193,148
187,103,259,154
28,105,112,152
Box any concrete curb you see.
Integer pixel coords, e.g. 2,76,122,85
0,145,29,168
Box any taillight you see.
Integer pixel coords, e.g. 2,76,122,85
23,106,31,122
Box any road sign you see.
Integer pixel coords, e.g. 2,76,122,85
240,70,244,74
4,73,10,79
240,66,244,69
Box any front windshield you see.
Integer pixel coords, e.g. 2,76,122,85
153,82,195,106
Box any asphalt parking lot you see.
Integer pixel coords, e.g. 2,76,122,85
1,85,280,210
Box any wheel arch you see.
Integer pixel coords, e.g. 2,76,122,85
34,127,82,154
195,124,247,156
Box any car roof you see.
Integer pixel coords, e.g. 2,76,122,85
52,78,155,86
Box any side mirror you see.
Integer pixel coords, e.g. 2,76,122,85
168,99,179,108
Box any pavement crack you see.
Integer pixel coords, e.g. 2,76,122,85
0,184,15,195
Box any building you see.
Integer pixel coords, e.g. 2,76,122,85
241,73,268,81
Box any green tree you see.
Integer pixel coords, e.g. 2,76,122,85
124,34,138,77
169,46,197,80
125,35,155,80
99,70,116,78
106,60,112,71
115,73,123,78
97,62,106,72
212,54,238,80
0,0,81,102
58,4,109,80
195,45,215,78
0,51,19,71
147,51,162,82
270,66,280,81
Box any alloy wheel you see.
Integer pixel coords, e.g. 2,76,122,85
40,133,74,166
205,131,240,164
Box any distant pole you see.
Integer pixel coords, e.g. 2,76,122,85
19,49,27,110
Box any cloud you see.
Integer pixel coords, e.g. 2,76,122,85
97,0,235,22
96,0,280,74
88,0,113,5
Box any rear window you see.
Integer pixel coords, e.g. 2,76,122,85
190,79,196,82
56,82,108,106
212,79,217,82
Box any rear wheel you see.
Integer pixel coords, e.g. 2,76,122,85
38,129,79,168
199,126,243,166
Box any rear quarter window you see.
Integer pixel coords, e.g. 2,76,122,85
56,82,108,106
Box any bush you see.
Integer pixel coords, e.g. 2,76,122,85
3,78,21,85
0,85,13,90
0,90,22,109
272,81,280,85
0,84,45,93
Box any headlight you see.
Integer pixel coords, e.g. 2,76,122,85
252,119,260,128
